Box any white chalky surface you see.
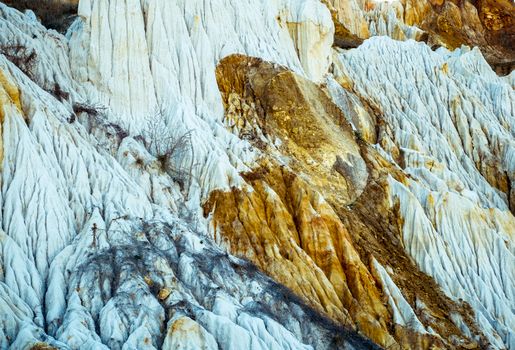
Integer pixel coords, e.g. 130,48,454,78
333,37,515,349
0,0,514,349
0,1,375,349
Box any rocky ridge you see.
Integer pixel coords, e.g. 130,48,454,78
0,0,513,349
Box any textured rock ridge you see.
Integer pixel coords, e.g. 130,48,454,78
396,0,515,74
8,0,515,73
332,37,514,348
208,53,499,349
0,0,513,349
0,43,376,350
411,0,513,74
317,0,515,74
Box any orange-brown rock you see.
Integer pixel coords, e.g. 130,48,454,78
338,146,487,350
216,54,368,206
476,0,513,32
320,0,367,48
475,0,514,73
322,0,513,74
29,344,58,350
207,54,485,349
214,54,395,347
399,0,514,73
162,316,217,349
204,163,398,348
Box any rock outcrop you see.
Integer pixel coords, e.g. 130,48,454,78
0,0,513,349
332,37,514,348
398,0,514,74
316,0,514,74
207,52,512,349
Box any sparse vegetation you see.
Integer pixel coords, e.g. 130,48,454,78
0,44,38,81
105,121,129,141
134,157,145,168
73,101,129,148
50,82,69,101
353,129,365,142
0,45,72,101
73,102,105,117
142,106,198,193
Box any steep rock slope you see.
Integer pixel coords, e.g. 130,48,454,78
207,48,514,349
317,0,514,73
10,0,515,73
332,38,514,348
396,0,514,74
0,2,377,349
0,0,513,349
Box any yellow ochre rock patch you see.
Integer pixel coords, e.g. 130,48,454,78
216,54,368,207
207,54,485,349
0,69,22,113
402,0,514,72
0,68,22,170
204,161,396,348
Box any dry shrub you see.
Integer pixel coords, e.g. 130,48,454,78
73,102,105,118
143,106,198,192
0,44,38,81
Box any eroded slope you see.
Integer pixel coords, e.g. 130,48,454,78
0,0,513,349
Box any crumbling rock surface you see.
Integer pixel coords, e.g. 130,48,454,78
208,53,505,349
0,52,377,350
332,37,515,348
318,0,514,74
0,0,513,349
8,0,514,73
378,0,514,74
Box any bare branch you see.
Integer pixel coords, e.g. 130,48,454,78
142,106,199,195
0,44,38,81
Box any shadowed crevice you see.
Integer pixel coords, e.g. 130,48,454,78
2,0,78,32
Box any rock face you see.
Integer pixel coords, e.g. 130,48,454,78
381,0,515,74
208,51,513,349
321,0,369,38
332,37,515,348
7,0,515,73
316,0,514,73
320,0,369,48
209,56,397,347
0,0,514,350
1,0,78,31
